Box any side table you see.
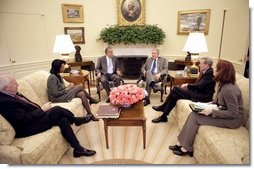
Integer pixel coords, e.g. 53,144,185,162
61,70,90,95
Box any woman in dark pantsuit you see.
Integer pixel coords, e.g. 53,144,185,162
169,59,244,157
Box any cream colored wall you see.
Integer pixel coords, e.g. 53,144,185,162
0,0,249,77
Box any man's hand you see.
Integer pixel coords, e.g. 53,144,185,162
155,73,161,80
199,109,213,116
181,83,188,88
117,70,123,77
96,72,101,79
41,102,52,111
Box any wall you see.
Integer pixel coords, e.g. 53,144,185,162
0,0,249,77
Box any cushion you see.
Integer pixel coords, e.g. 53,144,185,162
0,115,16,145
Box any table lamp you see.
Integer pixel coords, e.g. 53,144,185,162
53,35,75,61
182,32,208,74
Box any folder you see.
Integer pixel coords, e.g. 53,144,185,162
96,105,121,119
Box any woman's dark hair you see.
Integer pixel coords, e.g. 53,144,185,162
50,59,66,83
214,59,236,85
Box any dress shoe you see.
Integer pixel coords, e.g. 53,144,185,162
169,145,182,151
173,148,193,157
75,114,93,126
143,99,150,106
89,98,100,105
152,86,161,93
152,115,168,123
91,115,99,121
106,98,110,103
152,106,163,112
73,148,96,158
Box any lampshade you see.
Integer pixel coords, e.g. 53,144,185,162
182,32,208,54
53,35,75,55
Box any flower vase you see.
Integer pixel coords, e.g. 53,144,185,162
121,103,132,108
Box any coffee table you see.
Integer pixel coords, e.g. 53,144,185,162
102,101,146,149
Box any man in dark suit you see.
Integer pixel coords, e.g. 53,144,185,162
152,57,216,123
141,49,168,106
95,47,123,103
0,74,96,158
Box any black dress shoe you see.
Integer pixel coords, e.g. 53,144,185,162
152,106,163,112
152,86,160,93
152,115,168,123
143,99,150,106
75,114,93,126
73,148,96,158
106,98,110,103
173,148,193,157
89,98,100,105
169,145,182,151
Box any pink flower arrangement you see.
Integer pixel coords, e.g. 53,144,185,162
109,84,145,105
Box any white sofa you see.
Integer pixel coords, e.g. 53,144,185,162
0,71,86,164
171,73,249,164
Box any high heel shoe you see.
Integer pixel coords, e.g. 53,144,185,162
89,98,100,105
173,148,193,157
169,145,182,151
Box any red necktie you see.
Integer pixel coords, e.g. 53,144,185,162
15,94,40,108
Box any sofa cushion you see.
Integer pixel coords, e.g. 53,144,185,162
17,79,42,106
12,127,65,164
194,126,249,164
20,71,50,105
235,77,249,127
0,115,16,145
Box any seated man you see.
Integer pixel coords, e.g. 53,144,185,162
152,57,216,123
142,48,168,106
0,74,96,158
95,47,123,103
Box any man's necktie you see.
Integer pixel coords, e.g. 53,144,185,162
108,58,113,73
15,94,40,108
151,60,156,74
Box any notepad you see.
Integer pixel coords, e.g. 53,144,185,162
189,102,218,112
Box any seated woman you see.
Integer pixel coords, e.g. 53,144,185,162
47,59,99,121
169,59,244,157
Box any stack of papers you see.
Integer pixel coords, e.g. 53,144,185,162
96,105,121,119
189,102,218,112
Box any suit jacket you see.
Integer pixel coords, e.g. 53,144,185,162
187,67,216,102
141,57,168,75
95,55,120,75
0,92,52,138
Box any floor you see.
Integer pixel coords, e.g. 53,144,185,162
58,86,197,164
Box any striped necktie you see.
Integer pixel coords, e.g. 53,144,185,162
151,60,156,74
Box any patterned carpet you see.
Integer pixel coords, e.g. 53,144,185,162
59,87,197,164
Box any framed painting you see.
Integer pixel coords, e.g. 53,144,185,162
177,9,210,35
62,4,84,23
64,27,85,44
117,0,145,26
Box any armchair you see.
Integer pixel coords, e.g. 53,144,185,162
137,72,167,102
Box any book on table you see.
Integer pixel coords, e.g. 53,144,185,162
96,104,121,119
189,102,218,112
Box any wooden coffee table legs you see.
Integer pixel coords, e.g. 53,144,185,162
103,119,146,149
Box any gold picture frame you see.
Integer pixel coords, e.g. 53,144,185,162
177,9,210,35
64,27,85,44
117,0,145,26
62,4,84,23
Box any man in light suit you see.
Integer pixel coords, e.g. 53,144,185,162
95,47,123,103
141,49,168,106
